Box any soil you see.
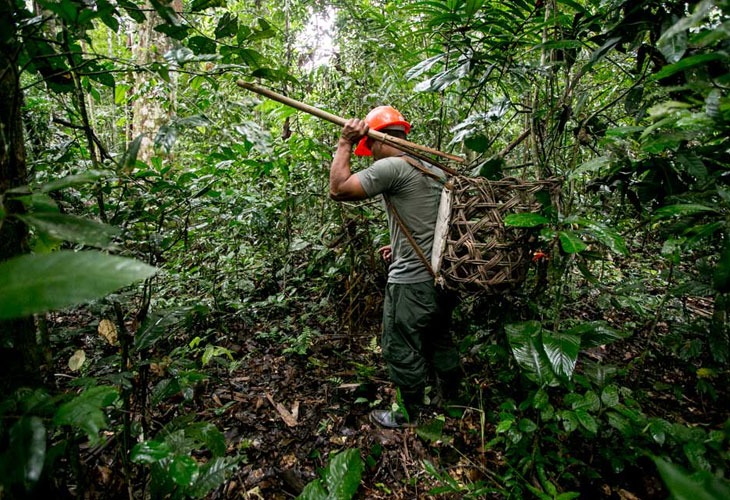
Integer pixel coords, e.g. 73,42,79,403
41,291,727,499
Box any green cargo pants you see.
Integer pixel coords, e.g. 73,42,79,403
381,281,460,398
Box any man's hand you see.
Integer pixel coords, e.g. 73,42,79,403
378,245,392,264
330,118,369,201
340,118,369,145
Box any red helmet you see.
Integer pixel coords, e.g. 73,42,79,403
354,106,411,156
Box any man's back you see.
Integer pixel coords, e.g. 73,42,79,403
356,156,444,284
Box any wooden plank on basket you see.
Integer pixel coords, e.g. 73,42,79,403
432,182,453,287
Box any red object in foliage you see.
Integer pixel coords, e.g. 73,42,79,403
532,250,548,262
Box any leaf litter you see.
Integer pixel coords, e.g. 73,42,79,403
45,291,727,499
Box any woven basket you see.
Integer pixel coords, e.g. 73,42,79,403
431,176,561,293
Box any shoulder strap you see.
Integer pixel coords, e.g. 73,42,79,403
383,194,435,278
400,155,447,184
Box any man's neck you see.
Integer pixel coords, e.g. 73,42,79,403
374,146,405,161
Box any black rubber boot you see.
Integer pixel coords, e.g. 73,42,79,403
369,386,424,429
368,408,412,428
435,368,464,407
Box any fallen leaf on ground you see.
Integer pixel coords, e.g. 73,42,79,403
266,392,299,427
68,349,86,371
98,319,118,345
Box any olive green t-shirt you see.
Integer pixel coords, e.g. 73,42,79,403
356,156,445,284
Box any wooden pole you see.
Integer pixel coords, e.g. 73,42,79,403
237,80,465,171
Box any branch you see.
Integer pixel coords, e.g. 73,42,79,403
499,128,531,158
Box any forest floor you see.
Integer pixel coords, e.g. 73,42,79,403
200,321,508,499
51,293,725,499
191,302,723,499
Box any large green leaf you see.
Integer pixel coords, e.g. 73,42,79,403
606,411,632,434
504,213,549,228
190,457,239,498
569,156,611,179
558,231,587,254
653,203,718,219
185,422,226,457
39,170,108,193
170,456,199,487
118,0,146,22
685,222,724,247
559,410,579,432
250,18,276,41
587,37,621,67
1,416,47,485
601,385,620,408
542,331,580,380
405,51,451,81
649,419,669,445
53,386,119,443
131,440,172,464
155,23,190,41
121,135,145,170
416,416,446,443
17,213,120,249
0,251,157,319
573,391,601,412
187,35,218,56
676,151,708,181
215,12,238,39
652,53,725,81
324,448,364,500
298,480,328,500
297,449,363,500
564,321,630,349
573,218,628,255
654,457,730,500
505,322,554,384
574,409,598,434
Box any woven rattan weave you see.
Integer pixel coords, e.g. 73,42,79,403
432,176,561,293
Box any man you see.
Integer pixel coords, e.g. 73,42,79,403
329,106,462,428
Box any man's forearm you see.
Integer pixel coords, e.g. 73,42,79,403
329,138,355,199
329,119,368,201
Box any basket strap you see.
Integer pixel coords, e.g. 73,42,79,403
383,194,436,278
381,155,444,278
400,155,449,184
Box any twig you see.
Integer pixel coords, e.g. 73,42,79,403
499,128,531,158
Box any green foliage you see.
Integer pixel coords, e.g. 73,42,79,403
654,456,730,500
283,326,319,356
2,0,729,497
298,448,364,500
0,169,156,320
0,384,119,493
504,213,550,228
200,344,235,367
0,251,156,319
422,459,498,497
505,320,628,384
131,419,238,499
53,385,119,444
0,415,47,491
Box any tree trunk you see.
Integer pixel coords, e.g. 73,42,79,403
0,0,41,394
131,0,182,163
